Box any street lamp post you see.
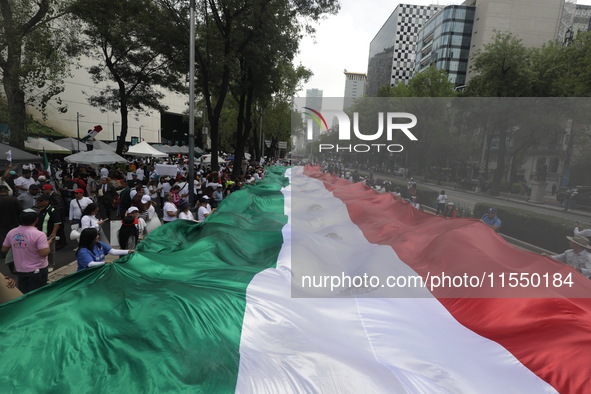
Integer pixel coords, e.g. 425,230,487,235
139,125,144,142
76,112,85,152
112,120,119,141
188,0,196,205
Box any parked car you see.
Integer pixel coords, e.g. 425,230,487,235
557,186,591,209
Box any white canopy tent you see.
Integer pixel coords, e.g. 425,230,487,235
53,137,87,152
93,140,116,152
153,145,174,154
126,141,167,157
24,138,72,154
65,149,128,165
201,154,227,164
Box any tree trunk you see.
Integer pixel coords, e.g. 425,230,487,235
490,127,507,196
5,78,27,149
232,86,247,178
4,34,26,149
232,68,254,178
116,93,129,155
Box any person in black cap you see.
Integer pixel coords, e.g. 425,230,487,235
17,183,39,209
481,207,501,231
36,194,62,271
197,196,216,222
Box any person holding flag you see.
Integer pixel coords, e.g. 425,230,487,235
81,125,103,151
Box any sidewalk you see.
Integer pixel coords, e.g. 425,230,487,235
48,260,77,283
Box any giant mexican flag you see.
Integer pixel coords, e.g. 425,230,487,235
1,166,590,393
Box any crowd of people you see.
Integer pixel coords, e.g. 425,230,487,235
0,156,274,295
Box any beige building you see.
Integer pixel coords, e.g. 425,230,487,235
343,71,367,111
465,0,565,82
27,56,188,144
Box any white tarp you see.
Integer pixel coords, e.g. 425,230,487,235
25,138,72,154
154,164,178,177
64,149,128,165
126,141,167,157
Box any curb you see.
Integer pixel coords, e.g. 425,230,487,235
48,261,77,283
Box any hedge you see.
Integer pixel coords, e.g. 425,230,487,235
472,203,574,254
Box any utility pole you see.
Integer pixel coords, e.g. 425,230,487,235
188,0,196,205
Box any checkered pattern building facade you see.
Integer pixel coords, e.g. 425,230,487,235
391,4,441,86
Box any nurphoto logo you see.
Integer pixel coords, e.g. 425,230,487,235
303,107,418,153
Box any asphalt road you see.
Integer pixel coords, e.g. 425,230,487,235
359,170,591,224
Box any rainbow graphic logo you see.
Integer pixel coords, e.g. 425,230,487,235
303,107,329,138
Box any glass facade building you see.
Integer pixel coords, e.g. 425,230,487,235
414,5,475,86
367,4,441,96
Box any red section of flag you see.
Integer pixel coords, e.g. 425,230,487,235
304,166,591,394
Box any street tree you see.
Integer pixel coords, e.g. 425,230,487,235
369,68,457,180
467,32,533,196
0,0,74,148
158,0,339,170
70,0,185,155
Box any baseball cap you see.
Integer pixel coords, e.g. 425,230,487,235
38,175,46,181
37,194,51,202
29,184,39,190
141,195,151,204
488,207,496,213
127,206,139,214
42,184,53,190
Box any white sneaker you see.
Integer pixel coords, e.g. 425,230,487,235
48,267,54,273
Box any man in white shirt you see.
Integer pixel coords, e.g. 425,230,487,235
197,197,216,222
69,188,93,225
136,166,145,181
14,169,36,195
99,165,109,180
549,235,591,278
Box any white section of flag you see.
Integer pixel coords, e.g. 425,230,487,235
236,167,555,393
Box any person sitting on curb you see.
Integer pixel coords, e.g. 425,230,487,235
545,235,591,278
481,207,501,231
76,228,134,272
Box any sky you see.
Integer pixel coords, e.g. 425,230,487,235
294,0,591,108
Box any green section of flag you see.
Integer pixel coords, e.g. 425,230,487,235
0,166,289,392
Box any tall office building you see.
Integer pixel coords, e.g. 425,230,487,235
559,1,591,44
464,0,564,82
415,5,475,86
367,4,442,96
305,88,323,140
343,71,367,110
